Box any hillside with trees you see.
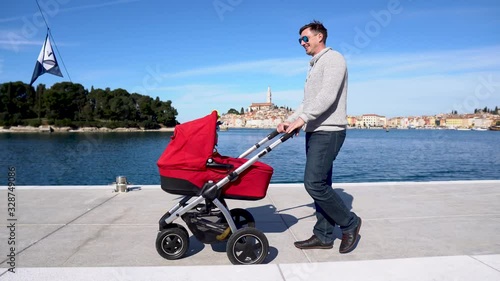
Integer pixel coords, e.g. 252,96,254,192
0,81,178,129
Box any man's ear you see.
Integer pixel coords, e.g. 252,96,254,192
318,33,324,43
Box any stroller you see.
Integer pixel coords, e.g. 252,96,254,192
155,111,296,264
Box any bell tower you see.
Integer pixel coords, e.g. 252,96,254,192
266,86,272,104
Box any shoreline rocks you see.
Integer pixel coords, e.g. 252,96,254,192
0,125,175,133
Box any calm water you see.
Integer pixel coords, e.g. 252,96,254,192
1,129,499,185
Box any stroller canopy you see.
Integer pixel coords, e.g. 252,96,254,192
157,111,218,171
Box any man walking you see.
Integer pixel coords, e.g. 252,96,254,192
277,20,361,254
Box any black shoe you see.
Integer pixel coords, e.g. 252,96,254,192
294,235,333,249
339,217,362,254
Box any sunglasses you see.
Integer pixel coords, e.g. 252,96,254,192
298,36,310,44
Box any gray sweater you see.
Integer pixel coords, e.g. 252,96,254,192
287,47,348,132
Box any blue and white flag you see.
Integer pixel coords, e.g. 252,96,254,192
30,33,63,86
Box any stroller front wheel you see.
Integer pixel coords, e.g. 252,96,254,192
156,225,190,260
226,227,269,265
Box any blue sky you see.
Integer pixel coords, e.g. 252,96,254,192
1,0,499,123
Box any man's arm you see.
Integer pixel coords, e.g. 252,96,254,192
300,52,347,123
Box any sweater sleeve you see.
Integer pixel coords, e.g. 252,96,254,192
301,52,346,123
286,102,304,123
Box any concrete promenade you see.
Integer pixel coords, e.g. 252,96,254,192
1,180,499,280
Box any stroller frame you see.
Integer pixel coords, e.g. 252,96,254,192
156,118,297,265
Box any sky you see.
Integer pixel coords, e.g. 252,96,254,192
1,0,499,123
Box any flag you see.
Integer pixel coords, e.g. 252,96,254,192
30,33,63,86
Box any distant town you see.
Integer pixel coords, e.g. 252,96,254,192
220,87,500,131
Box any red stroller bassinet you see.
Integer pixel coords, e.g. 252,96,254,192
157,111,273,200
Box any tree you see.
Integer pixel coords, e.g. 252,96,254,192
0,81,37,125
154,99,178,127
42,82,87,121
227,108,239,115
0,81,178,128
240,107,244,114
35,84,46,120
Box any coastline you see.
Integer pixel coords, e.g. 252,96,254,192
3,125,498,133
0,125,175,133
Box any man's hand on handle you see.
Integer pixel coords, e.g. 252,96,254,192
277,118,305,136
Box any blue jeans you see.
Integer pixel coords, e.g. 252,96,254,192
304,130,358,244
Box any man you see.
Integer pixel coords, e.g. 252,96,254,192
277,20,361,254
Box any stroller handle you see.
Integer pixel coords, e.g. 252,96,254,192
280,125,301,142
267,129,280,140
267,127,300,143
238,128,298,159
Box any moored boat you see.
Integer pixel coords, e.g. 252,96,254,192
489,126,500,131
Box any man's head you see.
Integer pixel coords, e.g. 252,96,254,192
299,20,327,56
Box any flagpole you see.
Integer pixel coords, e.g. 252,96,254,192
33,0,72,83
37,85,41,122
47,29,71,82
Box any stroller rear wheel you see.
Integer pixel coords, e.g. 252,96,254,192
226,227,269,265
156,224,189,260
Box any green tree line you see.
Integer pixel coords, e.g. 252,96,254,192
474,106,499,114
0,81,178,129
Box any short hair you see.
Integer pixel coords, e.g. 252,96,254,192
299,20,327,44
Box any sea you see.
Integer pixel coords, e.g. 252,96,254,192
1,128,499,186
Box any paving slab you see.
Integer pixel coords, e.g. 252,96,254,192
2,255,500,281
0,180,499,280
278,255,500,281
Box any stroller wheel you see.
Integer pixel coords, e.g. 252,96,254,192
229,208,256,228
226,227,269,265
156,225,189,260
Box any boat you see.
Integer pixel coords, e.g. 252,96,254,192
489,126,500,131
472,127,488,131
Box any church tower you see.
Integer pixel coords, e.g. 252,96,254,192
267,86,272,104
249,86,274,111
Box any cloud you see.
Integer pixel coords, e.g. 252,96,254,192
149,83,303,122
0,57,4,76
348,45,500,80
400,5,499,19
147,45,500,121
0,0,141,23
0,39,40,50
349,71,500,117
156,45,500,84
0,29,39,50
160,58,307,79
